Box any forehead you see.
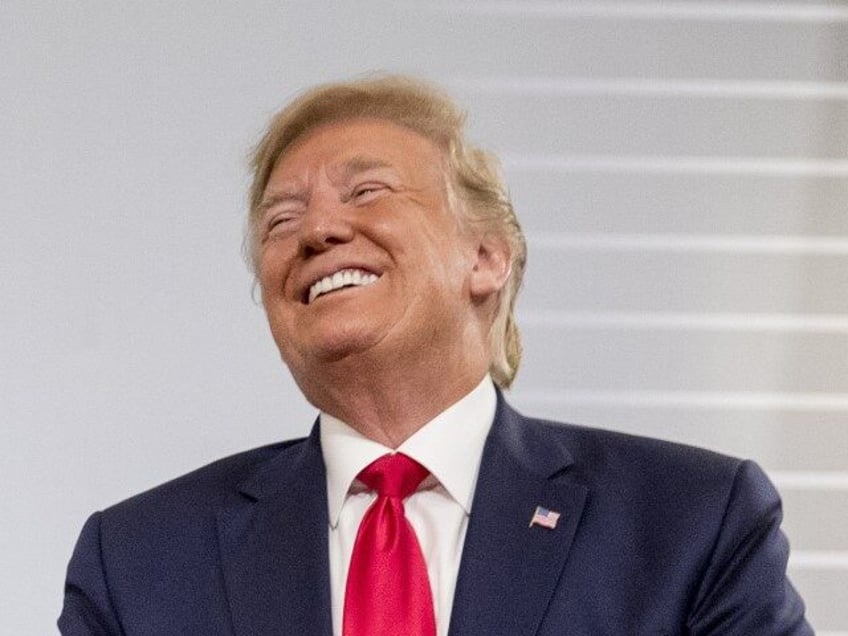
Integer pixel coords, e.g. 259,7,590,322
269,118,445,182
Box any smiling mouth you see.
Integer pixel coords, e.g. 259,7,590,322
307,268,380,304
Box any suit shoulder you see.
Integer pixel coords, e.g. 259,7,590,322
103,436,309,520
532,414,740,473
515,411,766,505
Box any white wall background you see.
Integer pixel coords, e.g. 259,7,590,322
2,1,846,633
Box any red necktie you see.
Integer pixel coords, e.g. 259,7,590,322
343,453,437,636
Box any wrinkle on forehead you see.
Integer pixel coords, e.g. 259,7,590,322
336,155,392,177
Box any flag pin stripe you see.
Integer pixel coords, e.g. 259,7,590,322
529,505,561,529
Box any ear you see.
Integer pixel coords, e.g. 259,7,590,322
469,233,512,301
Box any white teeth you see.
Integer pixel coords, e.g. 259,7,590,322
308,268,379,304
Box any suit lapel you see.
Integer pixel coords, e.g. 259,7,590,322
449,398,588,636
216,423,333,636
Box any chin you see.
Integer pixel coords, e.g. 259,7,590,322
297,325,385,364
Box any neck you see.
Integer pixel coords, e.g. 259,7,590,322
297,353,489,448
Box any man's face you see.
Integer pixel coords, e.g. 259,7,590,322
257,118,484,384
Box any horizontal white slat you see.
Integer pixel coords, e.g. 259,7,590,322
438,1,848,22
522,250,848,314
790,552,848,569
526,233,848,254
448,75,848,99
518,310,848,333
504,154,848,176
513,389,848,410
773,472,848,490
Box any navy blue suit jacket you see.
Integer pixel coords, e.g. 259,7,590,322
60,394,812,634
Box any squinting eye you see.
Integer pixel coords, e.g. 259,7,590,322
265,213,297,237
352,183,386,200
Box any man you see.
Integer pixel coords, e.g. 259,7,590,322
60,75,812,635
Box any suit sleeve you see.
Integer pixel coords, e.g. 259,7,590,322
687,460,813,635
58,512,124,636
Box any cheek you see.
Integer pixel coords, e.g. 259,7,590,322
257,267,279,305
258,244,295,295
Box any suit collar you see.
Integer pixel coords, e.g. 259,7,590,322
449,392,588,636
486,390,576,479
217,422,333,636
235,421,323,502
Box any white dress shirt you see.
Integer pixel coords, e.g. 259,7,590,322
320,375,496,636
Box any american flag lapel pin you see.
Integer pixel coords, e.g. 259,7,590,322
529,505,561,530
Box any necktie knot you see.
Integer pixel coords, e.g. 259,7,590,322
357,453,429,500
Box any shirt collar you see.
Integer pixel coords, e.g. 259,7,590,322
320,375,496,527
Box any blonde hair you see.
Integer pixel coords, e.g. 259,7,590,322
246,75,526,388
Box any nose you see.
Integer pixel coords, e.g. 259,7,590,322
298,187,355,257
